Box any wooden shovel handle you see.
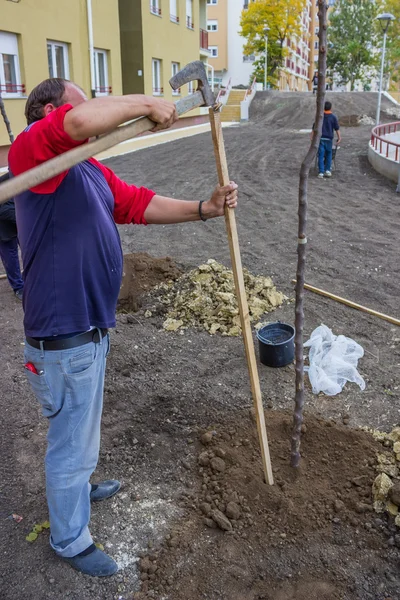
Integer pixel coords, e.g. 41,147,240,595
208,108,274,485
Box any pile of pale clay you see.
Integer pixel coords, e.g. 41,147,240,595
150,259,286,336
370,427,400,526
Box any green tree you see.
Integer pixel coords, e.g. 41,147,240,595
240,0,307,89
382,0,400,87
327,0,378,90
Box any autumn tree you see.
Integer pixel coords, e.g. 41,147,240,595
240,0,307,88
327,0,378,90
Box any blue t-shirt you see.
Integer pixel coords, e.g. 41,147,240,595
321,112,340,140
8,105,155,337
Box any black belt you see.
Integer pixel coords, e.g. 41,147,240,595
26,328,108,351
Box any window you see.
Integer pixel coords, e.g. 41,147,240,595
94,49,110,95
152,58,163,95
0,31,23,96
207,0,217,4
47,40,69,79
186,0,194,29
188,80,194,94
314,41,319,49
171,62,180,95
150,0,161,16
209,46,218,57
243,55,255,62
170,0,179,22
207,20,218,31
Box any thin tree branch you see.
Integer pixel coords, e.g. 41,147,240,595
290,0,329,468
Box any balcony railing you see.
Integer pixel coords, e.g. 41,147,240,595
95,86,112,94
153,87,164,95
170,14,179,23
186,16,194,29
200,28,208,49
0,83,25,94
150,2,161,16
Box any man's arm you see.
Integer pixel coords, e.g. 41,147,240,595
144,183,238,224
64,95,177,141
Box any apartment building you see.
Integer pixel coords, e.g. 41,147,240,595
207,0,254,88
119,0,210,108
0,0,122,147
279,0,313,92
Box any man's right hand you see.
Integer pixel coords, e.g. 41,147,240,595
146,97,178,132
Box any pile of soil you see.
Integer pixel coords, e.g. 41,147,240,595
131,411,400,600
118,252,182,312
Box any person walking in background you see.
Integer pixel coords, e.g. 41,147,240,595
0,171,23,300
312,71,318,94
312,101,341,179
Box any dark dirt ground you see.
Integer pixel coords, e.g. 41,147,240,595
0,92,399,600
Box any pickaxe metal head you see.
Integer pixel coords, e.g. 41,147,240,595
169,60,215,110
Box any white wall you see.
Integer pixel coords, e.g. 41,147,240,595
224,0,255,87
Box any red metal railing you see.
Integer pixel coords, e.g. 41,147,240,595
95,86,112,94
370,121,400,162
153,87,164,94
150,2,161,16
215,77,231,103
244,76,257,101
200,28,208,50
170,14,179,23
186,16,194,29
0,83,25,94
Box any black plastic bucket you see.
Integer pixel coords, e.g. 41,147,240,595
256,322,295,368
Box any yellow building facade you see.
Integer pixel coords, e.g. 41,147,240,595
118,0,210,105
0,0,122,147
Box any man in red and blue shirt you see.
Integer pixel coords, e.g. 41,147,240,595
8,78,238,577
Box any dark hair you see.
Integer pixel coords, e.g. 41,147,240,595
25,78,69,125
325,101,332,111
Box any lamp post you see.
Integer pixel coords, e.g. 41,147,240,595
375,12,395,125
263,26,270,91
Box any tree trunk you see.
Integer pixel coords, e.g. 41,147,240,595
290,0,329,468
0,92,14,144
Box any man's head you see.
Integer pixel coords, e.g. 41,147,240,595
324,101,332,111
25,78,87,125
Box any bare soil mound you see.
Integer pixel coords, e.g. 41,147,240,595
118,252,182,312
133,411,399,600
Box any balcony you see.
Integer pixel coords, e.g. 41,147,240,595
170,14,179,23
0,83,26,96
200,28,208,49
186,16,194,29
95,86,112,95
153,87,164,95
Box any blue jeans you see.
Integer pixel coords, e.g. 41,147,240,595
0,236,24,292
318,138,333,174
24,332,110,557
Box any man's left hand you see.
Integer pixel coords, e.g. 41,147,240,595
202,182,238,219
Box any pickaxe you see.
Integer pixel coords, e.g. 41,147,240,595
170,67,274,485
0,60,214,205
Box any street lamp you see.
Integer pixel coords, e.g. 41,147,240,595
263,26,270,91
375,12,395,125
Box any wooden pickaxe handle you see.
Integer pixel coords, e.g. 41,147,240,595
208,108,274,486
0,90,206,205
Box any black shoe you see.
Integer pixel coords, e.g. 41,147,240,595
14,289,23,301
62,547,118,577
90,480,121,503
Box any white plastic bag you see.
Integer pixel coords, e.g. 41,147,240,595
304,324,365,396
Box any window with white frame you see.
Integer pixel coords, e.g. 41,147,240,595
187,80,194,94
207,20,218,31
150,0,161,16
170,0,179,22
152,58,163,94
0,31,23,96
209,46,218,58
94,49,109,95
207,0,217,4
171,62,180,94
186,0,194,28
47,40,69,79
